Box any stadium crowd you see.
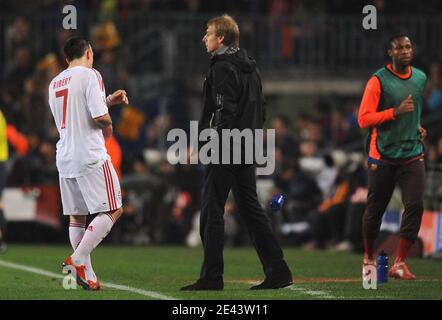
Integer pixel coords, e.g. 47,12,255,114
1,1,442,250
3,0,442,17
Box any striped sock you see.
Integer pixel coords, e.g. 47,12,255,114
69,222,97,282
71,213,114,265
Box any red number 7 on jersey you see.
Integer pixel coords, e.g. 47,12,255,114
56,88,69,129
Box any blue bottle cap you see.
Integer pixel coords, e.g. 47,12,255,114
377,251,388,263
270,194,285,211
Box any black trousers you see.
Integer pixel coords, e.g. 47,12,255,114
199,164,286,281
362,158,425,243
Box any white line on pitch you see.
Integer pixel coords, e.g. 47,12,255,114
0,259,176,300
248,280,338,299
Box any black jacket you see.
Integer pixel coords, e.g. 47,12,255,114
199,47,266,133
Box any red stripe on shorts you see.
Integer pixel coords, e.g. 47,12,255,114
103,162,115,211
105,161,117,210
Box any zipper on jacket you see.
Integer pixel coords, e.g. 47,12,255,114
209,112,215,128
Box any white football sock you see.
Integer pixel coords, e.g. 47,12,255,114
71,213,114,266
69,223,97,282
68,224,85,252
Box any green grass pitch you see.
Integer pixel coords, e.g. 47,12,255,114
0,245,441,300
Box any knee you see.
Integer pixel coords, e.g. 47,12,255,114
207,213,224,226
70,215,87,225
116,207,124,219
109,207,124,222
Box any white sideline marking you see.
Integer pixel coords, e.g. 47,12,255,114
292,288,337,299
249,281,338,299
287,285,338,299
0,259,176,300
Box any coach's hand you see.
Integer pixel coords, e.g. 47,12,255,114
107,90,129,106
419,126,427,141
394,94,414,117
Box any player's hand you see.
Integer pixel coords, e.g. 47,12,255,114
419,126,427,141
107,89,129,106
394,94,414,117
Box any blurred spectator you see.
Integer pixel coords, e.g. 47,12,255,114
304,167,350,250
433,137,442,165
95,49,128,94
98,0,119,22
273,161,322,245
297,113,323,144
92,20,121,52
105,135,123,178
5,47,34,100
318,154,336,189
0,109,8,252
21,74,50,136
8,134,58,186
6,125,29,157
159,148,202,244
272,114,299,159
5,16,37,68
333,159,368,253
425,62,442,111
116,105,146,153
299,140,324,176
330,109,354,145
145,113,172,150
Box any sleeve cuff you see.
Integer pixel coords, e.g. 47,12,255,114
388,108,396,120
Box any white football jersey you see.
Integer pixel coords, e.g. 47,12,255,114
48,66,110,178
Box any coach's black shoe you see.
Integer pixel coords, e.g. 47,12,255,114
250,264,293,290
180,279,224,291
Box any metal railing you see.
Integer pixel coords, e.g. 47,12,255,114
1,13,442,78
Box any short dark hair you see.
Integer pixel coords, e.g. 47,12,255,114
388,34,410,50
64,37,90,61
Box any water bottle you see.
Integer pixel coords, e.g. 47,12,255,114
377,251,388,284
270,194,285,212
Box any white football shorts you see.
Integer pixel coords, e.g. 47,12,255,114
60,160,122,215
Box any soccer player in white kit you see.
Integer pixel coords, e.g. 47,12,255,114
48,37,128,290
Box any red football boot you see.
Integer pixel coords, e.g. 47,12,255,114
389,261,416,280
62,256,90,289
87,279,101,291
